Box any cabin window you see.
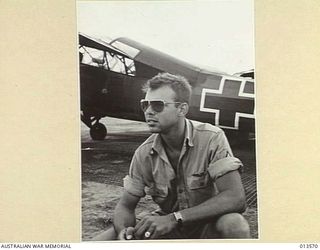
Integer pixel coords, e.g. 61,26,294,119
79,45,136,76
79,46,105,66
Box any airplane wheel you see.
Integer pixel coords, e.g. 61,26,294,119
90,122,107,140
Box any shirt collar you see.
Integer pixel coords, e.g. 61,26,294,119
150,119,194,155
185,119,194,147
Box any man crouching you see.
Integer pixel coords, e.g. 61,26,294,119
93,72,250,240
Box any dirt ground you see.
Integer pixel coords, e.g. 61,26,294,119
81,117,258,240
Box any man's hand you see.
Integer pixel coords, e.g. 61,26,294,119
134,214,177,239
118,227,135,240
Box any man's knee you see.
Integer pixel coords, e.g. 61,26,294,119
215,213,251,239
90,226,117,241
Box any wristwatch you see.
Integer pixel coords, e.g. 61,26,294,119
173,211,184,227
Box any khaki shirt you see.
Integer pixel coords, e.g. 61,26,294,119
123,119,243,214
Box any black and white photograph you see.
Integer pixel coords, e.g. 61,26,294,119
78,0,258,241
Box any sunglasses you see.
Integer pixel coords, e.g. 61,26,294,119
140,99,181,113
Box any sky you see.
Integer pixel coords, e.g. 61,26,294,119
77,0,254,74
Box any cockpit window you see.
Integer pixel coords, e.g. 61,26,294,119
79,47,104,66
79,45,136,76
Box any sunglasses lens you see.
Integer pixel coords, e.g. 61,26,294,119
140,100,165,112
151,101,164,112
140,100,149,112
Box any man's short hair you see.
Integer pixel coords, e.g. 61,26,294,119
142,72,192,104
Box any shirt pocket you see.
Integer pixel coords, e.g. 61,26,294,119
187,172,210,190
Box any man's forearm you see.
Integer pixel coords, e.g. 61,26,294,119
113,204,136,235
180,189,246,225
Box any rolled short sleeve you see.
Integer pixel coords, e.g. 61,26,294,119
208,157,243,181
123,153,146,198
207,130,243,181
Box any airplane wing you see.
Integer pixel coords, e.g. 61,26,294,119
79,33,130,58
111,37,234,83
111,37,201,83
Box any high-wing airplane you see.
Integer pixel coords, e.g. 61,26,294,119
79,33,255,141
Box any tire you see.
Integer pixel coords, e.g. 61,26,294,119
90,122,107,140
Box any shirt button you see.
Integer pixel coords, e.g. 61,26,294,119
178,189,183,193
